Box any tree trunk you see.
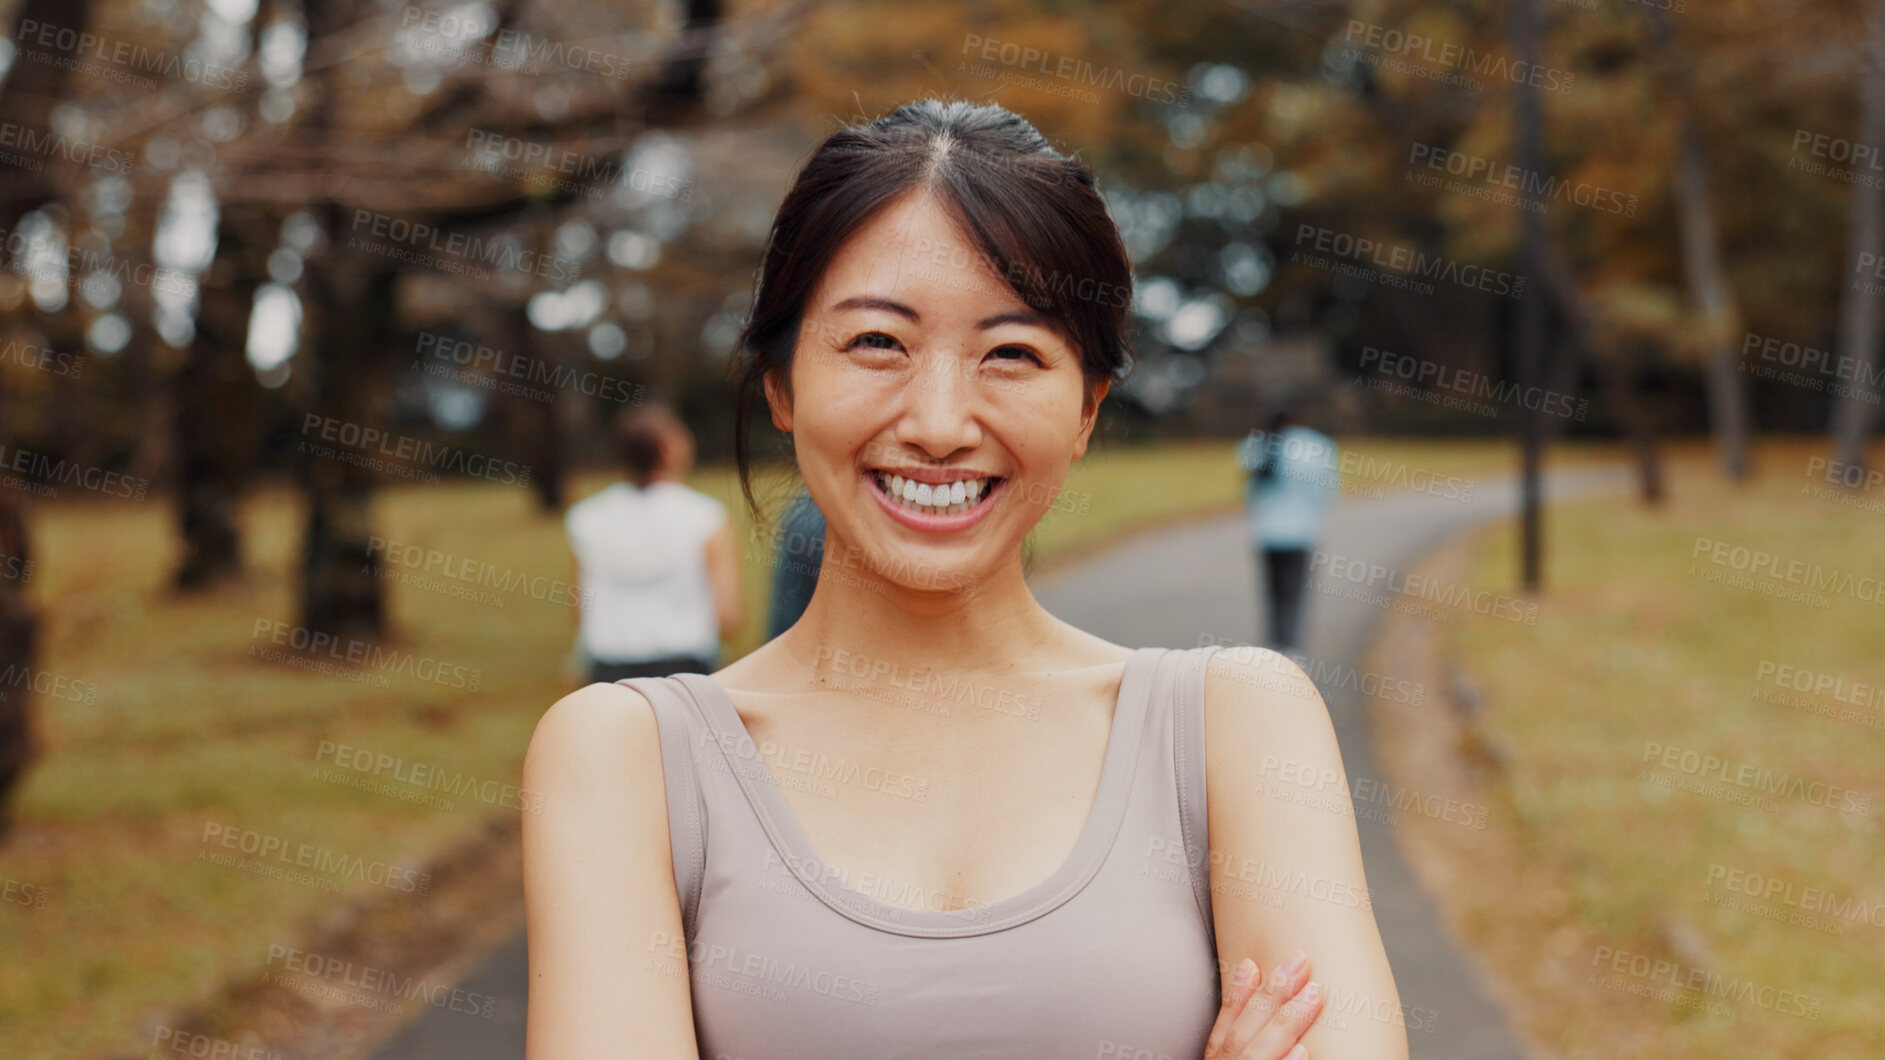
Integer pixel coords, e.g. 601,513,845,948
1512,0,1547,589
175,211,268,590
0,503,35,844
490,307,566,512
1673,122,1752,481
295,252,394,640
0,0,94,838
293,0,388,640
639,0,724,122
1539,232,1666,505
1831,0,1885,476
1646,7,1751,481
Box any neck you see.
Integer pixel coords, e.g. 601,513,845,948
779,534,1065,678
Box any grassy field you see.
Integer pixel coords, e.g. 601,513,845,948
9,435,1517,1058
1437,439,1884,1057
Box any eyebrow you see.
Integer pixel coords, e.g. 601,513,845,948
829,295,1047,331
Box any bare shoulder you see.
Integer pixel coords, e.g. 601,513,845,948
1199,645,1334,736
522,682,701,1057
1198,645,1345,814
524,680,666,799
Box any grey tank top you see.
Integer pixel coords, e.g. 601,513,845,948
621,644,1224,1059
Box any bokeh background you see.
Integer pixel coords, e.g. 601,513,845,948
0,0,1880,1056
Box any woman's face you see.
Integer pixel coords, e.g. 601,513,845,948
766,188,1108,594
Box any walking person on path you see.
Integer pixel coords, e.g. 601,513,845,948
1241,408,1340,654
564,402,744,683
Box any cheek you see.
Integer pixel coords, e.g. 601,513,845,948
788,363,895,470
988,372,1089,447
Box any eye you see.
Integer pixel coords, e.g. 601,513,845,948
986,344,1044,366
845,331,902,352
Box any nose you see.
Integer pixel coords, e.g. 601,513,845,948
893,350,983,460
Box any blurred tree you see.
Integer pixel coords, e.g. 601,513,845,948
1540,235,1665,505
289,0,394,639
1643,4,1751,482
0,499,30,844
174,203,270,590
0,0,94,839
1832,0,1885,478
1513,0,1547,588
640,0,724,123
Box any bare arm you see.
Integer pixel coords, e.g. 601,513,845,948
703,521,745,644
1203,647,1411,1059
522,682,700,1059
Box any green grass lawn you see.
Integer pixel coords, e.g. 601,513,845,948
12,436,1533,1058
1445,438,1885,1057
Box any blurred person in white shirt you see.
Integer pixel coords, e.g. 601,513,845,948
565,402,744,683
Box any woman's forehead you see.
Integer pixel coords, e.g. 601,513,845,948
813,251,1041,333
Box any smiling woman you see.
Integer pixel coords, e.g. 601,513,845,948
520,99,1408,1060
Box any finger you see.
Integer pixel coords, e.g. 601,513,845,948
1241,978,1325,1060
1223,950,1310,1055
1202,957,1261,1058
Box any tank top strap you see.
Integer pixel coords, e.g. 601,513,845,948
1154,644,1223,930
616,674,710,934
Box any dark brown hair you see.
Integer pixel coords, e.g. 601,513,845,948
729,98,1136,518
616,401,686,487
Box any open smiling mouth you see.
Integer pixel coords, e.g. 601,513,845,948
866,469,1006,517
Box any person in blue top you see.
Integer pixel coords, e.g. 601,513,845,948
766,489,827,638
1239,407,1340,653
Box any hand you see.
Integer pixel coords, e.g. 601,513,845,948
1202,950,1325,1060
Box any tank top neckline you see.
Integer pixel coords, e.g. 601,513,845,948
670,645,1165,938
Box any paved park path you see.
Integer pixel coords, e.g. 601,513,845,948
371,462,1630,1060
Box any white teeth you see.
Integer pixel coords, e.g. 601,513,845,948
872,471,998,514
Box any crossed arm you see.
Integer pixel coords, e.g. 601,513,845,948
1201,646,1412,1060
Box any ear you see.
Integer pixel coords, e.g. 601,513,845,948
1071,378,1110,460
763,367,793,433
